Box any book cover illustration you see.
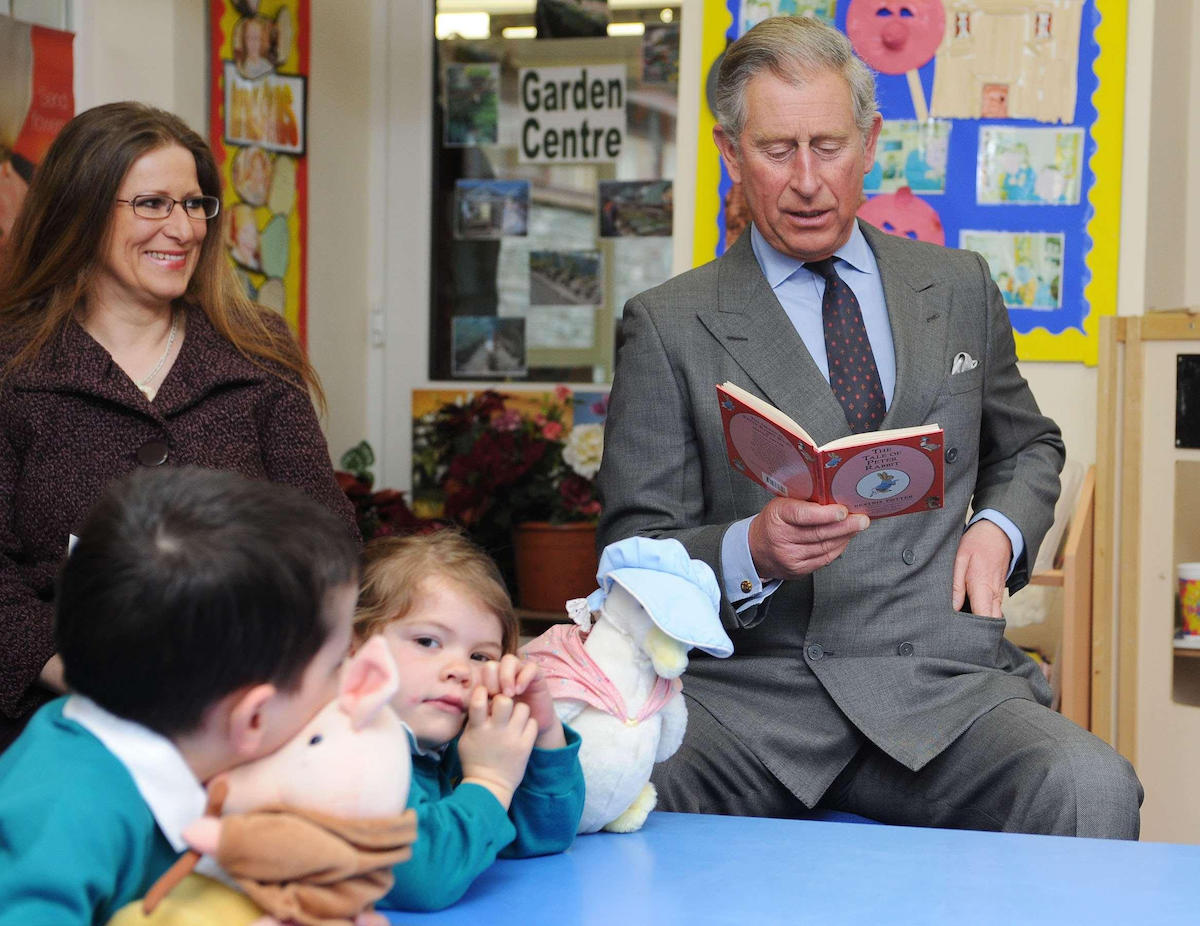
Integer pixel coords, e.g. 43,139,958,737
717,382,944,519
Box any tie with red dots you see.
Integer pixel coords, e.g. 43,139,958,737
805,258,885,434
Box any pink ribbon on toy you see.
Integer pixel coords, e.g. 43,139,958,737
523,623,681,725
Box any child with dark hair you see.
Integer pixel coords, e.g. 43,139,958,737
355,529,585,912
0,466,361,924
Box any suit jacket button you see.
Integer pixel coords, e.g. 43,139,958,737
945,447,959,463
901,548,916,565
806,643,824,661
136,439,169,466
897,641,915,656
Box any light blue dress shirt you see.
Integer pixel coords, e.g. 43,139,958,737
719,224,1023,611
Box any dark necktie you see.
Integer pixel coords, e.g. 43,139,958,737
805,258,886,434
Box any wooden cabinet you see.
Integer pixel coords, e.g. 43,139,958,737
1095,311,1200,844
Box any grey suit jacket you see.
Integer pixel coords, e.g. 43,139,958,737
597,221,1065,805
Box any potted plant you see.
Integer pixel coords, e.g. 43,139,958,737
414,386,606,610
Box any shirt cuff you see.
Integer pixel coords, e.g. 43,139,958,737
968,508,1024,579
721,517,780,611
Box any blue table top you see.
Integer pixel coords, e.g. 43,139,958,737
383,811,1200,925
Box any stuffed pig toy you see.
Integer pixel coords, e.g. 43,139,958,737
115,635,417,926
522,537,732,834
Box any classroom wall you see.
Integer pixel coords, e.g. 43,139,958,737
56,0,1200,486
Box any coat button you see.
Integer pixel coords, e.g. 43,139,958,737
897,641,915,656
945,447,959,463
902,548,915,565
136,439,169,466
806,643,824,661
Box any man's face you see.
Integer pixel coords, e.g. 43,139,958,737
715,68,881,263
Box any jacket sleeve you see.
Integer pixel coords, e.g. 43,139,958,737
596,294,744,628
0,413,56,724
500,722,585,858
969,253,1065,592
381,773,515,912
255,379,360,540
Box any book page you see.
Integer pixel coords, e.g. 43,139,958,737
820,422,941,453
717,382,816,448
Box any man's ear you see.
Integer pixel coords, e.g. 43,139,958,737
713,125,742,184
226,683,277,758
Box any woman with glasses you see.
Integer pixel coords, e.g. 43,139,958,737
0,101,356,751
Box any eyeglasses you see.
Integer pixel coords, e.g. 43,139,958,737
115,194,221,220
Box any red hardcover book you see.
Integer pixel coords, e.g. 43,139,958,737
716,381,945,519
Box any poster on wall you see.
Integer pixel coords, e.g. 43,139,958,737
209,0,310,344
695,0,1127,365
0,14,73,252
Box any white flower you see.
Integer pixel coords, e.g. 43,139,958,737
562,423,604,480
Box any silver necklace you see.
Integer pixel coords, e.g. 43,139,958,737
137,311,178,400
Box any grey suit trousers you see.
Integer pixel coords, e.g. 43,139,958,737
653,692,1142,839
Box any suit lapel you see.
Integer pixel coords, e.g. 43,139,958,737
697,233,851,446
861,222,949,430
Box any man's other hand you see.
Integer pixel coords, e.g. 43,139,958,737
952,520,1012,618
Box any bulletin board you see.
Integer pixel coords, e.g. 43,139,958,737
208,0,309,345
694,0,1127,366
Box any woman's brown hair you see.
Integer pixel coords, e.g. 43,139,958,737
354,529,521,656
0,101,324,408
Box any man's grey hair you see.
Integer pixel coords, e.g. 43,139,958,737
714,16,879,150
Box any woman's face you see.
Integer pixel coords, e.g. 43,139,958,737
89,144,207,315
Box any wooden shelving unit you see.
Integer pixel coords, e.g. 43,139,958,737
1095,311,1200,844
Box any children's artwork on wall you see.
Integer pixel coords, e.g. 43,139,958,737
210,0,309,345
740,0,835,34
976,126,1084,205
858,186,946,245
452,316,528,377
695,0,1127,364
454,179,531,240
960,230,1064,310
865,120,951,194
0,14,73,254
598,180,673,237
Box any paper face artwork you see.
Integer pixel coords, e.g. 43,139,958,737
858,186,945,245
845,0,947,75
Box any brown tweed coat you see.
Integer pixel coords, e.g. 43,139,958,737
0,307,357,749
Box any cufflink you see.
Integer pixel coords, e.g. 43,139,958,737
740,579,753,594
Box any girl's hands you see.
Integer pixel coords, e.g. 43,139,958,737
457,684,538,810
480,654,566,749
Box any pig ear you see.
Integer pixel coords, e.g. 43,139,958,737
339,635,400,731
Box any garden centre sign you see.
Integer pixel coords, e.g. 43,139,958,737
518,64,625,163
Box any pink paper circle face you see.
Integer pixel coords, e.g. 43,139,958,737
857,187,945,246
846,0,946,75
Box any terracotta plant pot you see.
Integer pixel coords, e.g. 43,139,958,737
512,521,600,613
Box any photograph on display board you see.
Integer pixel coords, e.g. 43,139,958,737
454,178,530,239
598,179,673,237
230,145,273,205
529,250,603,306
976,126,1085,205
960,230,1064,311
452,316,527,377
865,120,950,195
641,24,679,84
444,63,500,147
0,14,73,254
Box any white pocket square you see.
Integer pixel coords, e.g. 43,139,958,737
951,351,979,375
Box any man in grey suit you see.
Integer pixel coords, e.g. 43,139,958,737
597,16,1141,838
